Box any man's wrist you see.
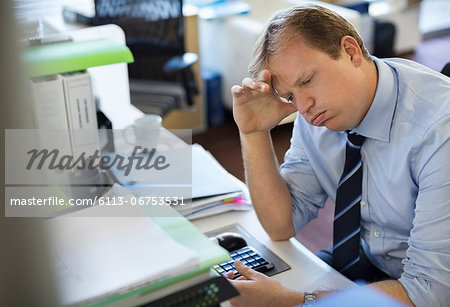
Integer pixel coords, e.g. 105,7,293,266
283,289,304,307
239,130,271,140
239,130,273,155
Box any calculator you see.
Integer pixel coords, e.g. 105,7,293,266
212,246,274,279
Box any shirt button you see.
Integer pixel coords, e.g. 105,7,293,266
385,256,391,261
374,231,380,238
361,200,366,207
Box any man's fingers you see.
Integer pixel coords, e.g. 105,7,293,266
231,85,245,98
242,77,258,89
261,69,272,84
234,260,265,280
241,78,270,93
222,271,235,279
236,275,249,280
261,70,273,92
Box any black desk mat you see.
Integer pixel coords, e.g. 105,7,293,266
205,223,291,277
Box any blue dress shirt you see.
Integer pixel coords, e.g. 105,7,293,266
280,57,450,306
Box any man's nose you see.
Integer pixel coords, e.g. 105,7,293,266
295,95,314,115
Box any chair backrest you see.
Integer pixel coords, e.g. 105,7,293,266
93,0,186,81
91,0,198,115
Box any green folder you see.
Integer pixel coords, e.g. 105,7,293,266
23,39,134,77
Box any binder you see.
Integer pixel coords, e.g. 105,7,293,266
29,71,100,159
29,75,69,130
29,75,72,155
61,71,100,157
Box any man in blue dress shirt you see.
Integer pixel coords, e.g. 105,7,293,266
229,4,449,307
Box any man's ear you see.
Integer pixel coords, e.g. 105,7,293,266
340,36,363,67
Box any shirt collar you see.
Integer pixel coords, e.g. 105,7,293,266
351,57,398,143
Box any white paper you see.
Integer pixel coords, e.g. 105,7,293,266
45,205,201,305
191,144,243,198
107,144,244,200
185,202,251,220
176,191,250,217
184,192,242,211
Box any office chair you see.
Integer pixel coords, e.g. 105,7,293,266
92,0,199,117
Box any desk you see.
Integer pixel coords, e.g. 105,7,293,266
193,209,354,293
112,125,353,296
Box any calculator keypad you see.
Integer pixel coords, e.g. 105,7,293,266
212,246,274,279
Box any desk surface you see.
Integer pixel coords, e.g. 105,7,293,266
114,127,353,294
193,209,353,293
112,124,352,297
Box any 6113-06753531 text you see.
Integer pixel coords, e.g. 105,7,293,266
9,196,186,207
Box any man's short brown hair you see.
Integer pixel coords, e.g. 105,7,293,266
248,4,370,79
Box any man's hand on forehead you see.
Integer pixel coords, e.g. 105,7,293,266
231,72,272,98
243,77,270,92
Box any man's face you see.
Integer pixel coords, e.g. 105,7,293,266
268,37,369,131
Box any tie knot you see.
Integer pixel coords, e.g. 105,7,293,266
347,132,365,147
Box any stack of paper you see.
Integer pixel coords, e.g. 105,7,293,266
179,191,249,219
45,203,202,306
181,144,252,220
106,143,252,219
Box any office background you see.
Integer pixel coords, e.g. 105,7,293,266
192,0,450,253
4,0,450,267
7,0,450,132
193,28,450,254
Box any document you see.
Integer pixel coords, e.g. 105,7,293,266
45,203,201,306
107,143,246,198
106,143,252,219
191,144,244,198
180,144,252,219
177,191,250,220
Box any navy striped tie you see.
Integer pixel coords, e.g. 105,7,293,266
333,132,365,278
